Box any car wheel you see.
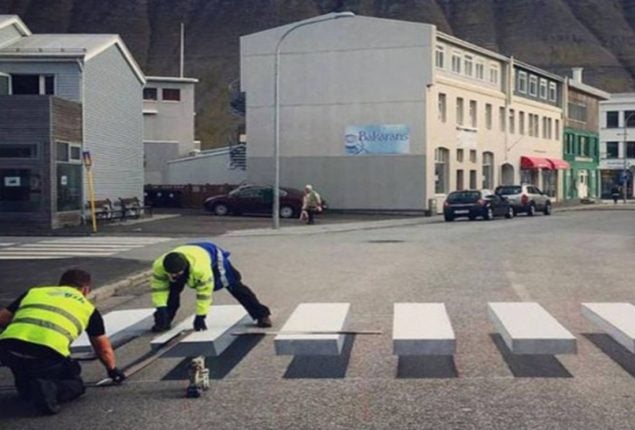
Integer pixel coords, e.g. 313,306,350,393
543,202,552,215
505,206,514,219
213,203,229,216
444,214,454,222
280,205,295,219
483,207,493,220
527,204,536,216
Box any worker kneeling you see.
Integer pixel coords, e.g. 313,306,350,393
150,242,272,332
0,269,126,415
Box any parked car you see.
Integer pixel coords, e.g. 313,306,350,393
443,189,513,222
494,184,552,216
203,184,306,218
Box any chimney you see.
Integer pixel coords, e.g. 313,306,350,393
572,67,583,83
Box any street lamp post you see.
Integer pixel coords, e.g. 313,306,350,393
622,112,635,203
272,12,355,229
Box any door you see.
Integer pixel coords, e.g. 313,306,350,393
577,170,588,199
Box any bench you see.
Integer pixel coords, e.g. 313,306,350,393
84,199,115,222
582,303,635,353
393,303,456,355
150,305,251,357
71,308,155,355
488,302,577,355
115,197,152,220
274,303,350,356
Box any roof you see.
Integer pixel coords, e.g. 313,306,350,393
568,79,609,100
146,76,198,84
0,15,31,36
0,33,145,84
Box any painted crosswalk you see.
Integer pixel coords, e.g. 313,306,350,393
0,236,172,260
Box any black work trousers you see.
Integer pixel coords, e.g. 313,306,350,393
165,263,270,322
0,347,85,404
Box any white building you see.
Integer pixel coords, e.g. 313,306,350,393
166,146,247,185
143,76,198,185
240,14,569,212
599,93,635,199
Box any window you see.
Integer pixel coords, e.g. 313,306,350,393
606,142,619,158
435,45,445,68
627,142,635,158
0,144,38,158
438,93,447,122
580,136,589,156
482,152,494,189
542,117,548,138
555,119,560,139
469,149,477,163
143,88,158,100
518,71,527,93
519,111,525,135
456,170,464,191
509,109,515,134
469,170,477,189
0,168,42,212
528,114,534,137
529,76,538,96
606,111,619,128
435,148,449,194
464,55,474,77
456,97,464,126
485,104,492,130
568,103,587,122
469,100,477,127
534,114,539,137
56,142,81,163
475,61,484,80
452,52,462,73
162,88,181,101
11,74,55,95
539,78,547,99
625,111,635,127
499,107,506,131
457,149,464,162
549,82,557,102
489,64,499,84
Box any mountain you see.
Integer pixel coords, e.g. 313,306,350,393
2,0,635,148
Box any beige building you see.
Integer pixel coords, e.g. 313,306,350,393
241,14,568,212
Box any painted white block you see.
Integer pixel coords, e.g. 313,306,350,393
150,305,251,357
582,302,635,353
488,302,577,355
274,303,350,355
393,303,456,355
71,308,155,354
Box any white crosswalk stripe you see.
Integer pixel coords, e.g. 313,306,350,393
0,236,171,260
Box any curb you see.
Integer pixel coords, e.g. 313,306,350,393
88,269,152,302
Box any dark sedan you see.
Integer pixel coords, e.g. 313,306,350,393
203,185,305,218
443,189,514,221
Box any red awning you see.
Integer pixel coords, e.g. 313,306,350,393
548,158,570,170
520,156,552,170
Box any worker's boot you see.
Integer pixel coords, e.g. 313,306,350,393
256,316,272,328
29,379,60,415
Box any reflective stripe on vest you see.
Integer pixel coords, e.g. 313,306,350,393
10,317,75,343
216,248,229,288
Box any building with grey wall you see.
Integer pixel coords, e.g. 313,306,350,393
143,76,198,185
240,14,575,212
166,146,247,185
0,15,145,228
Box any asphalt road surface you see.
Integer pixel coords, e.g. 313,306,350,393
0,210,633,429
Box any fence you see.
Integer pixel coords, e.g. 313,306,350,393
144,184,239,208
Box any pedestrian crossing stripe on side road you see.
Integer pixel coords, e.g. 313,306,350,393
0,237,172,260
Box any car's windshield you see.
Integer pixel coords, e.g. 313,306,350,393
496,186,522,195
447,191,481,203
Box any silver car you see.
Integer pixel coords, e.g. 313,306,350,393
494,184,552,216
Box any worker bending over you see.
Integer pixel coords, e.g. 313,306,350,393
0,269,126,415
150,241,272,332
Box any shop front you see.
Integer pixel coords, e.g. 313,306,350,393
520,156,569,199
599,159,634,199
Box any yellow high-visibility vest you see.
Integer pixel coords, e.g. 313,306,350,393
0,286,94,357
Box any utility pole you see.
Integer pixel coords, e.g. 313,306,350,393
622,112,635,203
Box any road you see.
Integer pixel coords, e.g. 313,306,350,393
0,210,633,429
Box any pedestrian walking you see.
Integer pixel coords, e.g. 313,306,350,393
150,242,272,332
300,184,323,225
0,269,126,415
611,185,620,204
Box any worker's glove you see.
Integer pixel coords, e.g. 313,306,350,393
107,367,127,384
193,315,207,331
152,307,170,332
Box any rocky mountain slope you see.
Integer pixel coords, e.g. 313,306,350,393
2,0,634,148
